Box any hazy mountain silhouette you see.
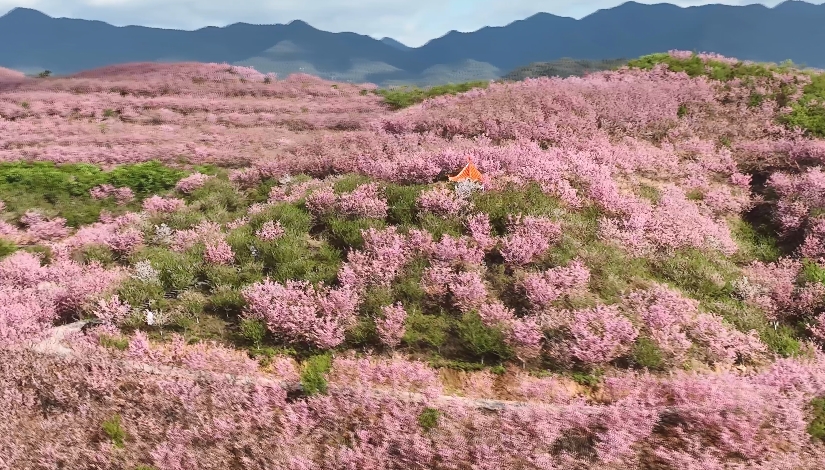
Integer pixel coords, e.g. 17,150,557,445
1,1,824,86
380,37,411,51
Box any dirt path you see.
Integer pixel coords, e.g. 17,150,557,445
26,320,595,413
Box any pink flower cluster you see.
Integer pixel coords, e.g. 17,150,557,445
255,220,285,240
142,195,186,214
89,184,135,204
338,182,388,219
499,215,561,265
204,238,234,265
416,186,468,217
242,279,359,348
174,172,211,193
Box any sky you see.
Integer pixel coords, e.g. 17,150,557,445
0,0,813,47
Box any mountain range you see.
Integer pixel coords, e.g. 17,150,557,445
1,1,824,86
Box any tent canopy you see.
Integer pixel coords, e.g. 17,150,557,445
448,160,484,183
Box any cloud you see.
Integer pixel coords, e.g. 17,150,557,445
0,0,802,46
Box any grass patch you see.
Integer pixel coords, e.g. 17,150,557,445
376,81,490,110
102,414,127,448
300,353,333,396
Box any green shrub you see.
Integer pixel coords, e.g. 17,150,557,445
761,324,803,358
100,334,130,351
300,353,333,396
384,183,426,225
74,243,115,266
116,278,167,312
102,414,127,448
403,310,450,350
207,285,246,316
470,182,561,235
376,81,490,110
782,74,825,138
345,316,378,347
107,161,185,196
239,318,268,347
333,174,374,194
802,258,825,285
808,396,825,441
456,312,512,361
631,337,664,370
140,248,200,294
417,407,441,431
324,216,386,250
258,235,341,285
417,213,464,240
249,202,313,234
0,238,17,259
186,178,246,213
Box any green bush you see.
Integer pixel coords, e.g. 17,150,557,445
417,407,441,431
102,414,127,448
324,216,386,250
470,182,561,235
249,202,313,234
207,285,246,316
333,174,374,194
456,312,512,361
107,161,185,196
782,74,825,138
0,238,17,259
403,310,450,350
140,248,200,294
257,235,341,285
186,178,246,213
100,334,130,351
417,213,464,240
384,183,426,225
0,161,191,226
300,353,333,396
808,397,825,442
376,81,490,110
761,324,803,358
631,337,665,370
239,318,268,347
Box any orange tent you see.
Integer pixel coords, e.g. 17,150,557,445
448,159,484,183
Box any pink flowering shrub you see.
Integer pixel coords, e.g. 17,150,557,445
92,295,132,325
500,215,561,265
304,186,338,216
174,172,211,193
327,355,443,398
89,184,135,204
20,211,69,242
520,259,591,309
417,186,468,217
204,239,234,265
338,182,388,219
337,226,410,292
465,212,497,251
255,220,285,240
142,195,186,214
242,279,358,348
569,305,638,365
104,228,144,255
448,270,488,312
376,302,407,348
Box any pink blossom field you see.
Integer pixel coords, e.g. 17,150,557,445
3,52,825,469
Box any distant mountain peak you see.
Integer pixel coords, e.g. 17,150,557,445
380,37,411,51
1,7,51,20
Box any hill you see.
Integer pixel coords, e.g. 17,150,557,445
2,1,825,85
502,57,630,80
3,51,825,466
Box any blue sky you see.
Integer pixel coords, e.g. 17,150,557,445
0,1,812,47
